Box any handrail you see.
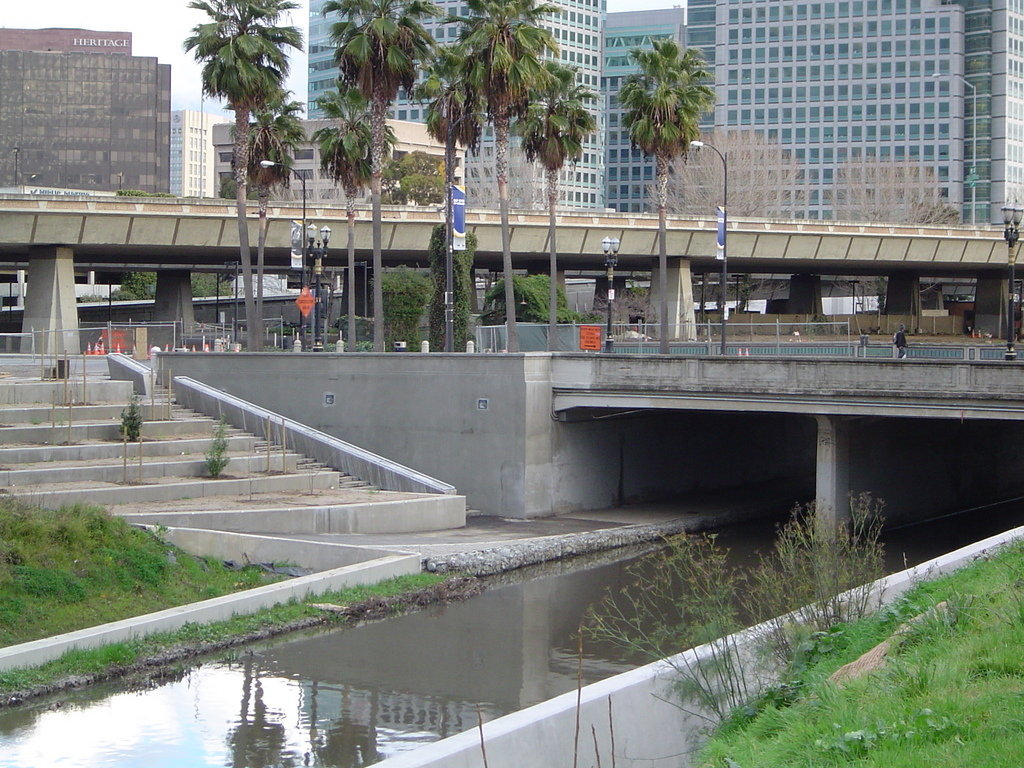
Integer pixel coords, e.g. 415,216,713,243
171,375,456,496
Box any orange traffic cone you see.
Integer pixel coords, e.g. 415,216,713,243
203,342,209,352
86,343,93,355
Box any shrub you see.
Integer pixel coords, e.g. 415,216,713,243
119,396,143,442
204,419,230,478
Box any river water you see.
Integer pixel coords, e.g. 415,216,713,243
2,501,1022,768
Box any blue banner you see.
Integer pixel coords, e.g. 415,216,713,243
716,206,726,260
452,184,466,251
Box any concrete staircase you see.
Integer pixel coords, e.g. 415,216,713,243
0,376,372,511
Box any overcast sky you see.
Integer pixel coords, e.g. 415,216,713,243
2,0,677,114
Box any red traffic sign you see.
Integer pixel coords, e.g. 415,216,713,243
295,286,315,318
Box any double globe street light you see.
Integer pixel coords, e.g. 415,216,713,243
1002,205,1023,361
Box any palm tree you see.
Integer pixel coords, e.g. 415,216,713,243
416,47,484,352
248,95,305,344
459,0,558,353
517,62,595,351
323,0,439,352
185,0,302,352
313,87,393,352
620,39,713,353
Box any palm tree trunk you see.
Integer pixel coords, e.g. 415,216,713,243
657,153,670,354
494,112,519,353
233,108,257,351
255,188,269,352
346,194,357,353
370,90,387,352
547,167,559,352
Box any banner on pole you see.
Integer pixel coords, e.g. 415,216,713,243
716,206,726,260
290,220,304,270
452,184,467,251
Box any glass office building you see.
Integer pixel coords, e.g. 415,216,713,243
603,8,687,212
0,29,170,193
308,0,606,209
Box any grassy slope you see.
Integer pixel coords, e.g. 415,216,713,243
699,539,1024,768
0,501,279,647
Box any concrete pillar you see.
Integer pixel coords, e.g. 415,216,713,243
789,274,824,315
975,274,1006,337
154,270,196,327
815,415,850,530
885,273,921,316
354,264,370,317
652,258,696,340
22,246,80,354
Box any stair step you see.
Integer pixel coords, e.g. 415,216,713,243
0,435,259,465
0,417,219,445
0,403,170,425
0,452,306,485
7,470,344,509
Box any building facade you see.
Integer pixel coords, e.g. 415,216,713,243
603,8,687,212
685,0,999,223
308,0,606,210
212,118,461,203
0,28,170,194
171,110,228,198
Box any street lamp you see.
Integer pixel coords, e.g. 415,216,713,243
602,236,620,353
1002,205,1022,361
442,111,480,353
260,159,309,342
689,140,729,355
307,224,331,351
933,72,978,225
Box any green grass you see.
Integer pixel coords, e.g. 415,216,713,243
0,571,446,695
699,539,1024,768
0,500,280,646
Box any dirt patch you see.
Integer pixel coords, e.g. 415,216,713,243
0,575,483,709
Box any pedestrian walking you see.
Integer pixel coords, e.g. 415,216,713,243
893,323,908,359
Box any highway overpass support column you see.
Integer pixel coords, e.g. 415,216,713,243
154,270,196,328
975,274,1006,337
21,246,79,354
885,274,921,317
789,274,824,315
815,414,850,530
655,257,696,340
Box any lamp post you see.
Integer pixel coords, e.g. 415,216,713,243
690,140,728,355
12,147,19,187
307,224,331,351
1002,205,1022,361
442,112,479,353
933,72,977,225
260,159,308,344
602,236,620,353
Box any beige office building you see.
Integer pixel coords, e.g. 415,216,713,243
171,110,228,198
212,118,461,203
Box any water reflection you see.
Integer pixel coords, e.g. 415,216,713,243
2,501,1023,768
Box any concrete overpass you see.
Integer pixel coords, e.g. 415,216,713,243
159,352,1024,531
0,195,1013,351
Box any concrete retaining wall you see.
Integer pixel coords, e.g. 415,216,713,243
154,527,401,571
156,353,537,517
119,494,467,535
374,526,1024,768
106,352,154,396
171,375,458,497
0,552,420,673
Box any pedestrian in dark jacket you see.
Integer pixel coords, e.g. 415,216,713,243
893,324,908,359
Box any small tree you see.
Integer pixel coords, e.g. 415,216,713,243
382,267,432,348
120,396,143,443
205,419,231,478
427,224,476,351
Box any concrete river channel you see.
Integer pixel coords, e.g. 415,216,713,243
1,502,1022,768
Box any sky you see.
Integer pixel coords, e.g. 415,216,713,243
2,0,675,115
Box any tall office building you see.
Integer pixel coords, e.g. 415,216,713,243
603,8,686,212
308,0,606,210
0,28,170,193
170,110,228,198
684,1,994,222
